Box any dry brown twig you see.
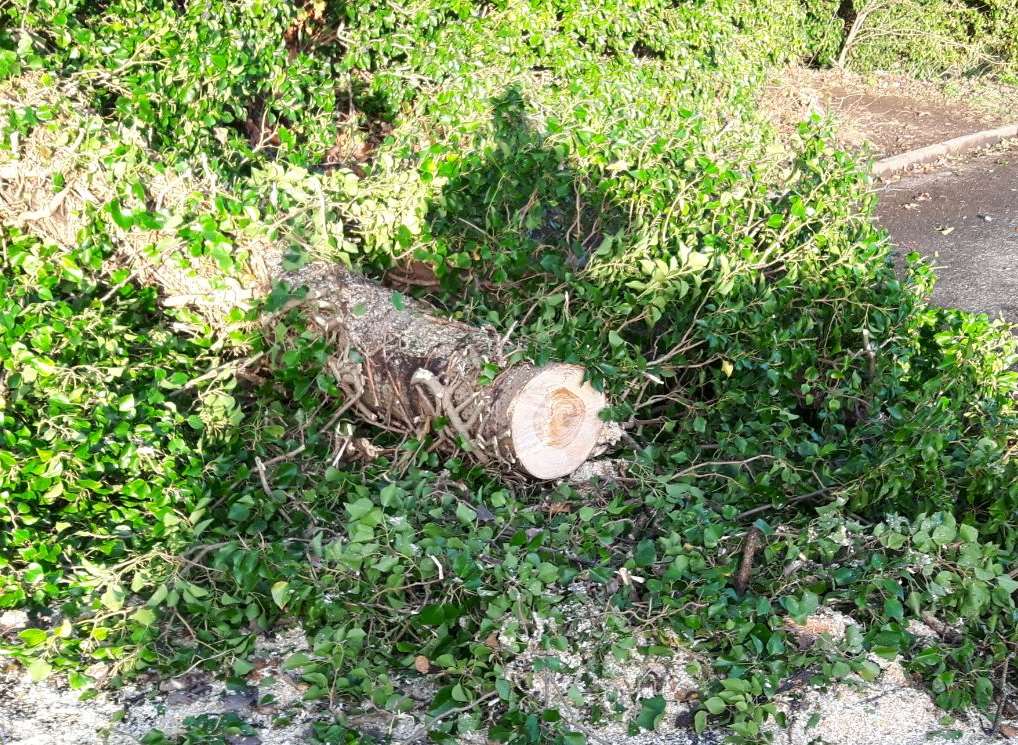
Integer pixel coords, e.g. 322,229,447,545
733,526,764,596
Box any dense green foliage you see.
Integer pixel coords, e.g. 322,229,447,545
833,0,1018,78
0,223,246,681
1,1,1017,744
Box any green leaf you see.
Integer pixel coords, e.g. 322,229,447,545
932,522,957,546
913,648,943,667
633,539,656,567
28,658,52,682
721,677,751,693
108,199,135,230
694,710,707,733
270,581,291,609
996,575,1018,595
962,582,990,617
417,604,447,626
346,498,375,521
704,696,726,715
538,562,559,584
884,596,904,621
18,628,47,647
130,607,157,626
282,652,312,670
147,584,169,607
101,584,125,612
635,695,666,730
455,502,476,524
855,660,881,682
210,244,235,271
227,501,250,522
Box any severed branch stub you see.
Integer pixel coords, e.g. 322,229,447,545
733,526,764,596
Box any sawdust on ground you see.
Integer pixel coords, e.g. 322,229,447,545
2,608,1018,744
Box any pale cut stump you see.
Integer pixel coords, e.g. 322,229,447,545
292,260,609,479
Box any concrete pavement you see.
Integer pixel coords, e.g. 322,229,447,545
875,142,1018,323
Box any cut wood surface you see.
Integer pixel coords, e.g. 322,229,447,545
289,260,610,478
0,75,612,479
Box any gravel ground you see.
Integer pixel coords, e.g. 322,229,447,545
2,610,1016,745
0,626,325,745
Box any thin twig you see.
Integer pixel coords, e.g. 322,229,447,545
173,352,265,395
254,457,273,497
262,443,306,467
99,268,140,303
736,487,832,521
674,454,775,480
14,187,69,225
984,653,1013,737
429,690,499,724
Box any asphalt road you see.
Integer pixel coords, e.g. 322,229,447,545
875,142,1018,323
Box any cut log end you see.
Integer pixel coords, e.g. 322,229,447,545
509,365,607,479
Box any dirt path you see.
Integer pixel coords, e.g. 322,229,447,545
765,67,1018,157
766,66,1018,324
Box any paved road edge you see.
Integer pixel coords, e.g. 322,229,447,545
873,123,1018,179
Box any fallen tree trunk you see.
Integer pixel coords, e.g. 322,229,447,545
294,261,608,478
0,74,612,479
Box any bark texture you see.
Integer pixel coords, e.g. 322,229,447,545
288,258,609,477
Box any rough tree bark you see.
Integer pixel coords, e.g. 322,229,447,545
0,74,613,479
291,260,609,478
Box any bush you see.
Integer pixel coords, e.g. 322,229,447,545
835,0,1018,77
800,0,847,65
0,223,246,679
4,0,339,170
1,1,1017,743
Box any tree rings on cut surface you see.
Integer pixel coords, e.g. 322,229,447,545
508,364,607,479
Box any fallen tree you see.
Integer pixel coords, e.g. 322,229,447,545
288,260,610,478
0,74,613,479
